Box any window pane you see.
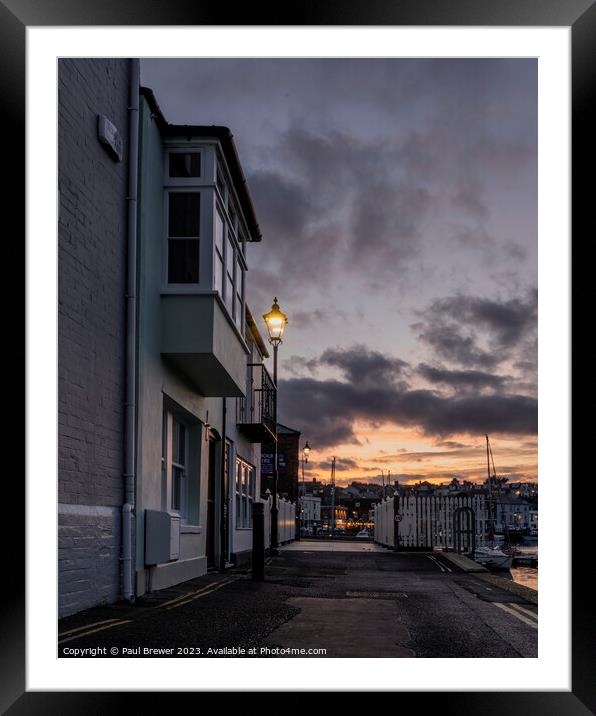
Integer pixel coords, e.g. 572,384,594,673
214,255,223,295
235,293,242,328
169,193,200,237
236,264,244,325
228,200,236,229
168,239,199,283
226,233,235,276
176,422,186,465
215,211,224,254
172,465,183,511
237,261,244,296
225,276,234,312
169,152,201,178
217,171,226,197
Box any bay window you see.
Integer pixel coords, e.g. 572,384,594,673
163,147,246,333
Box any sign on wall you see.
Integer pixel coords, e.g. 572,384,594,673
261,453,287,476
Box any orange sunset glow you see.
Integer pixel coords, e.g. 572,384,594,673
300,425,537,487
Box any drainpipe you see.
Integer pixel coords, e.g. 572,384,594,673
219,398,228,572
122,58,140,603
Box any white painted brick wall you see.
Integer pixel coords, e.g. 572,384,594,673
58,59,131,618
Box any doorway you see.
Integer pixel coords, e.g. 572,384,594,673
206,437,217,568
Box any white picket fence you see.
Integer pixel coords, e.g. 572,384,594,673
374,497,396,547
264,496,296,547
374,494,490,552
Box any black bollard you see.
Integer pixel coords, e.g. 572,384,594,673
252,501,265,581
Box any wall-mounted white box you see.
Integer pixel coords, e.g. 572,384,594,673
145,510,180,565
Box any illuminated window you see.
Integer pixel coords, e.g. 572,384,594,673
235,458,255,529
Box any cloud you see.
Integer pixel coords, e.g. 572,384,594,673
245,126,435,304
278,349,537,449
413,289,537,372
417,363,506,392
434,440,470,449
319,344,409,386
316,457,378,473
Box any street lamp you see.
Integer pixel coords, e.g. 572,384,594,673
263,298,288,551
303,441,311,463
263,298,288,382
300,441,311,536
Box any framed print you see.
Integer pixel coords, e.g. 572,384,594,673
10,0,593,709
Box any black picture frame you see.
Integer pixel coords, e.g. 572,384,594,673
10,0,592,709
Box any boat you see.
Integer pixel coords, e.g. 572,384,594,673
355,529,370,538
473,435,514,570
474,545,513,569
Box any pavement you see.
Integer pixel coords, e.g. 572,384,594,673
58,540,537,658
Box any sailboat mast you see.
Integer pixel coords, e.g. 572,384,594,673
330,457,336,536
486,434,495,542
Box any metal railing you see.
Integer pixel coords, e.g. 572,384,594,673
236,362,276,430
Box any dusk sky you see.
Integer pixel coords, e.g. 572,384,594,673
141,58,538,487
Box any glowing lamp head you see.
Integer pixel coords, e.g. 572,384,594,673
303,441,311,462
263,298,288,344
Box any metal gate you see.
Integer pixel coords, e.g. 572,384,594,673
394,494,487,552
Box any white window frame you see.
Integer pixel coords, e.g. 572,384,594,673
235,457,255,529
164,188,201,287
163,409,189,521
165,148,202,184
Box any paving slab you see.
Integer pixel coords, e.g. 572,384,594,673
264,597,414,657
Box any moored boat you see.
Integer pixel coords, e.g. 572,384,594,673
474,545,513,569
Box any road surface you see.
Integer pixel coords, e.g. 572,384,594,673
59,541,537,658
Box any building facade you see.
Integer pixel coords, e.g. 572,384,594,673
299,495,322,535
57,62,279,617
134,86,273,593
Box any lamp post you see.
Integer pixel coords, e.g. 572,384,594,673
263,298,288,551
300,441,311,536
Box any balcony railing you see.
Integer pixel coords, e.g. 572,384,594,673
236,363,276,443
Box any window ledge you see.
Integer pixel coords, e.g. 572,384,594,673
180,524,202,534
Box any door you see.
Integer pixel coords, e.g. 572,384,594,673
206,437,217,567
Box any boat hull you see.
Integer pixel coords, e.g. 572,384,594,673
474,552,513,570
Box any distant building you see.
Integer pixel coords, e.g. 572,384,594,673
495,498,533,532
299,495,322,535
321,504,349,530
